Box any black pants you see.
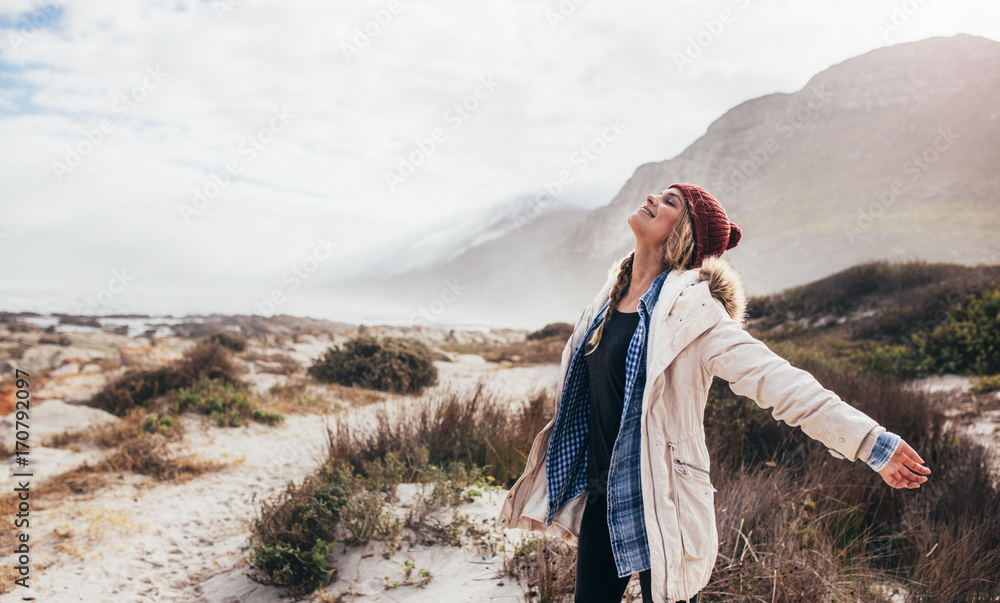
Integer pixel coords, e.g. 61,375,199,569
575,496,698,603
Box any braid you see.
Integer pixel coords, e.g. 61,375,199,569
584,251,634,356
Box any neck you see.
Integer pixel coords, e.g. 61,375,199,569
629,243,667,294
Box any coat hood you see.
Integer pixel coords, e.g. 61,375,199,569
693,255,749,328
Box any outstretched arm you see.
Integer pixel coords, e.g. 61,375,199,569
697,313,930,488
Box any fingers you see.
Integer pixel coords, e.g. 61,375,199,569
901,440,924,464
902,455,931,475
880,458,929,489
898,440,932,475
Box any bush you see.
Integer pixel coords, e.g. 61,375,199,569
249,538,336,598
307,336,437,395
91,339,244,416
858,286,1000,378
209,330,247,352
526,322,573,342
325,380,551,489
921,286,1000,375
172,376,284,427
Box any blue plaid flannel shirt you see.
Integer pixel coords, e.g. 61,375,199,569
544,268,671,577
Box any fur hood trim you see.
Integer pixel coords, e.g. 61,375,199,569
695,255,749,327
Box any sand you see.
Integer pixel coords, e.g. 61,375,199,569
0,354,554,602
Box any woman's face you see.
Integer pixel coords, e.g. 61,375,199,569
627,187,685,245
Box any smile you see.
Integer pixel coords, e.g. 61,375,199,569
639,206,654,218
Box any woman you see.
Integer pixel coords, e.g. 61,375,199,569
496,183,931,603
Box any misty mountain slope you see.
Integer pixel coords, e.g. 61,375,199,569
333,33,1000,329
338,206,591,328
328,194,586,285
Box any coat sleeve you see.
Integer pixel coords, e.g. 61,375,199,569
696,311,880,462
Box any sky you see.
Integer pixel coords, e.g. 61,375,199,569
1,0,998,322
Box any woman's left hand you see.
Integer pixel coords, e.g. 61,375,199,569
877,439,931,489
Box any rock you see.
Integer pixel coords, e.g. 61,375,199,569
120,345,184,369
51,362,81,377
431,348,457,362
35,372,110,404
0,385,16,416
17,345,111,373
3,445,110,485
17,345,66,373
0,399,118,445
38,333,72,346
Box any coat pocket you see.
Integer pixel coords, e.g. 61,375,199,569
672,458,718,560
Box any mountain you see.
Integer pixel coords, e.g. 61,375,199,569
328,33,1000,330
328,194,586,284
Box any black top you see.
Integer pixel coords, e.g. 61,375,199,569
584,308,641,504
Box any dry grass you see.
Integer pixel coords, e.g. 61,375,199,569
325,379,551,489
502,535,577,603
264,374,385,414
438,322,572,366
241,348,301,375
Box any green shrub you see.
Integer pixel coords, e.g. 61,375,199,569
307,336,437,394
173,376,284,427
922,287,1000,375
249,538,336,597
209,330,247,352
140,412,179,435
970,374,1000,394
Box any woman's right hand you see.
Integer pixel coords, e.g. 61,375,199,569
877,439,931,489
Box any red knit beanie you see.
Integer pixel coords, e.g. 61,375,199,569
668,182,742,269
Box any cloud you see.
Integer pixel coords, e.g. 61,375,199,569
0,0,997,319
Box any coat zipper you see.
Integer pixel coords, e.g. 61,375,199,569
665,441,691,599
673,458,711,477
666,441,711,477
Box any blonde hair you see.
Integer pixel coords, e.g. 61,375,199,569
583,199,695,356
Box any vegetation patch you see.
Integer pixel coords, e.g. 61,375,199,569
307,336,438,395
90,338,245,416
248,382,548,597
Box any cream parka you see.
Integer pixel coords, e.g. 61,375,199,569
495,255,883,602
